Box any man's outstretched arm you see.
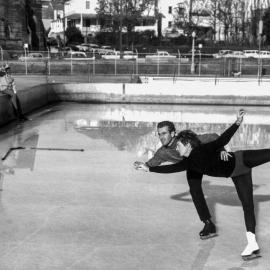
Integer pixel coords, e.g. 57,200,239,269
134,146,180,169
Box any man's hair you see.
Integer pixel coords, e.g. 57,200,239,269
176,130,201,148
157,121,176,133
0,67,6,77
4,64,10,70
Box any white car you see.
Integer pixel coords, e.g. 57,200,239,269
98,46,114,55
76,44,89,52
258,51,270,59
64,51,95,60
213,50,233,58
19,52,50,61
145,51,176,61
123,51,138,60
101,51,120,60
224,51,247,58
100,45,112,50
251,50,270,59
243,50,259,58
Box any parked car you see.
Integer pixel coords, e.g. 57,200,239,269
18,52,50,61
213,50,233,58
223,51,247,58
88,44,100,53
101,51,120,60
50,46,60,53
145,51,176,61
185,50,213,59
123,51,138,60
243,50,259,58
62,46,76,53
101,45,112,50
98,45,114,55
258,50,270,59
89,43,99,48
76,44,89,52
63,51,95,60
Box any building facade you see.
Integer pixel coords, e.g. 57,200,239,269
48,0,270,43
49,0,100,40
49,0,182,38
0,0,46,50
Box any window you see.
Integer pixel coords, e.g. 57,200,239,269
168,21,172,28
178,3,184,9
83,19,91,27
86,1,90,9
168,6,172,14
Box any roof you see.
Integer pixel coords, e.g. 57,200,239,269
66,13,97,20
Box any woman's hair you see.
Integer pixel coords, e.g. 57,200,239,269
176,130,201,148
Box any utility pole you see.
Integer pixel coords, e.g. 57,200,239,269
63,2,66,46
213,0,217,42
119,0,123,58
258,1,263,84
191,31,196,74
189,0,193,24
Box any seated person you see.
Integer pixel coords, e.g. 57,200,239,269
0,65,27,121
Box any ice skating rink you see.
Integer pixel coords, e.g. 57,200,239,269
0,103,270,270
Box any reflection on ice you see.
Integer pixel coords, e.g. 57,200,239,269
73,104,270,154
72,104,270,125
0,129,39,190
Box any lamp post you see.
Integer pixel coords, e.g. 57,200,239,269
23,43,28,75
198,43,202,76
258,19,263,84
191,31,196,74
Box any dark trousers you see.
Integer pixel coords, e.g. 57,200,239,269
186,170,211,221
2,89,24,118
231,149,270,233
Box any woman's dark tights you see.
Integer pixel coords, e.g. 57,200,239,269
232,172,255,233
231,149,270,233
243,149,270,168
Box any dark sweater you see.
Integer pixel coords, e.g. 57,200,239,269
146,133,220,167
150,123,239,178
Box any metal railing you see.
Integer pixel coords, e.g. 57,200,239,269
0,50,270,81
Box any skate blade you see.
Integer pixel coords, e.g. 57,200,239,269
200,233,218,240
242,250,261,261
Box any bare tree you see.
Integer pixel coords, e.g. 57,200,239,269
174,1,189,29
96,0,156,44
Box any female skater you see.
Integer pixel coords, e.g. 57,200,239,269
136,109,266,260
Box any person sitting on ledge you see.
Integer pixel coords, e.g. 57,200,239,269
0,64,28,121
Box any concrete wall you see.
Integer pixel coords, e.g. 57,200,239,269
0,83,59,126
51,80,270,105
1,80,270,126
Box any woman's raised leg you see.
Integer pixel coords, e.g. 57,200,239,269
243,149,270,168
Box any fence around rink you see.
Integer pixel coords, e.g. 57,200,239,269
1,49,270,79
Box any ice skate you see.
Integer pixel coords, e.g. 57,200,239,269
199,220,217,240
241,232,261,261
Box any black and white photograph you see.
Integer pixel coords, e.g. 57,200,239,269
1,0,270,269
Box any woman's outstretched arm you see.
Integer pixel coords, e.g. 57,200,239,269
149,159,188,173
203,109,245,152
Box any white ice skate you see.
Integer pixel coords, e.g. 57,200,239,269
241,232,261,261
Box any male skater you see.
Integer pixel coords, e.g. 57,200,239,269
134,121,231,240
138,110,263,260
